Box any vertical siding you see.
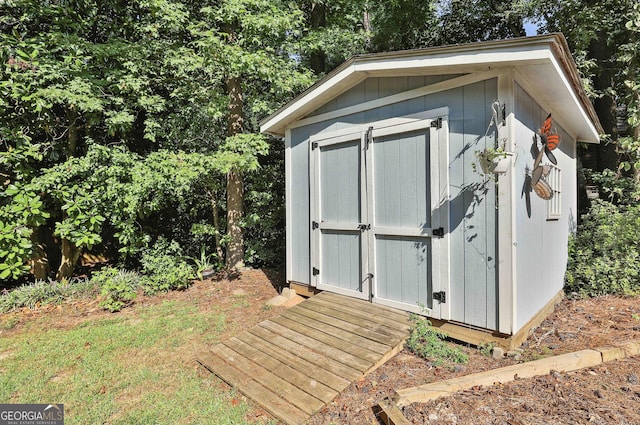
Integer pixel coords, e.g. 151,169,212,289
287,76,500,330
513,83,576,332
459,80,498,330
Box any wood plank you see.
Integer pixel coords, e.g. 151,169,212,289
307,299,410,340
248,324,362,381
297,299,408,341
288,282,319,298
309,292,410,330
375,399,412,425
394,349,604,407
259,320,372,372
225,336,337,404
270,315,380,365
507,289,564,350
308,296,410,332
289,303,402,346
197,350,308,425
316,292,411,326
365,336,407,375
281,308,390,355
429,318,507,349
211,343,324,415
236,330,351,392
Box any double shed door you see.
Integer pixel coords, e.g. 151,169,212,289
310,116,450,318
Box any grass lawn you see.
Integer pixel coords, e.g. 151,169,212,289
0,275,279,425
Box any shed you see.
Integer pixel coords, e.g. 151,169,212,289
260,34,602,345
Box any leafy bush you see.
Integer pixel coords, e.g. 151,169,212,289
405,314,468,366
566,199,640,297
93,267,140,312
139,239,194,295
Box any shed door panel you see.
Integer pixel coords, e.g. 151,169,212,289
369,126,442,316
312,135,369,299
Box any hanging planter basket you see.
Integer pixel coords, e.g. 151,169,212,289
477,149,514,174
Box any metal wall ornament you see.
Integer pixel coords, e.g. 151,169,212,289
523,114,561,218
530,113,560,200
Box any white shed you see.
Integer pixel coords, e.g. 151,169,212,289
261,34,601,346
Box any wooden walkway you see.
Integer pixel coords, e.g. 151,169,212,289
197,291,411,425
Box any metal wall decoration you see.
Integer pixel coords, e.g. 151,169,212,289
523,114,561,217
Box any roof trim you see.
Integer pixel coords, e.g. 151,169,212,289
260,34,602,142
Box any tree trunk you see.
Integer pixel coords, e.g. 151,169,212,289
225,69,245,270
52,110,83,281
29,228,49,280
56,238,81,281
67,109,79,157
588,33,618,172
226,170,244,269
310,2,327,73
206,187,224,260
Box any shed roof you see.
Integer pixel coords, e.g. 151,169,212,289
260,34,602,143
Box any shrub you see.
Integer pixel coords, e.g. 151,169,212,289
405,313,468,366
566,199,640,297
139,239,194,295
93,267,140,312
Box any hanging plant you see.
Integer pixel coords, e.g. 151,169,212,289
475,147,514,175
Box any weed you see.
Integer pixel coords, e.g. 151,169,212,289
405,313,468,366
93,268,140,312
632,313,640,321
478,342,496,357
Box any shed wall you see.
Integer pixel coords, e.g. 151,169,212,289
288,76,500,330
513,83,577,331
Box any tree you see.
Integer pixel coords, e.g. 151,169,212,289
0,0,315,281
191,0,314,269
530,0,640,201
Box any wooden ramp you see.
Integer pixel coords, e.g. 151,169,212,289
197,291,411,425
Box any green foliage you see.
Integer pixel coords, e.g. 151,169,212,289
93,267,140,312
0,185,50,280
0,279,98,313
478,342,496,357
566,200,640,297
139,239,194,294
186,245,220,280
405,313,468,366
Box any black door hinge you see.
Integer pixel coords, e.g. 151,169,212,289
312,221,319,230
432,227,445,238
312,267,320,276
430,117,443,129
311,141,318,150
433,291,446,303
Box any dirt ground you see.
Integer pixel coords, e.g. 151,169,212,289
2,270,639,425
